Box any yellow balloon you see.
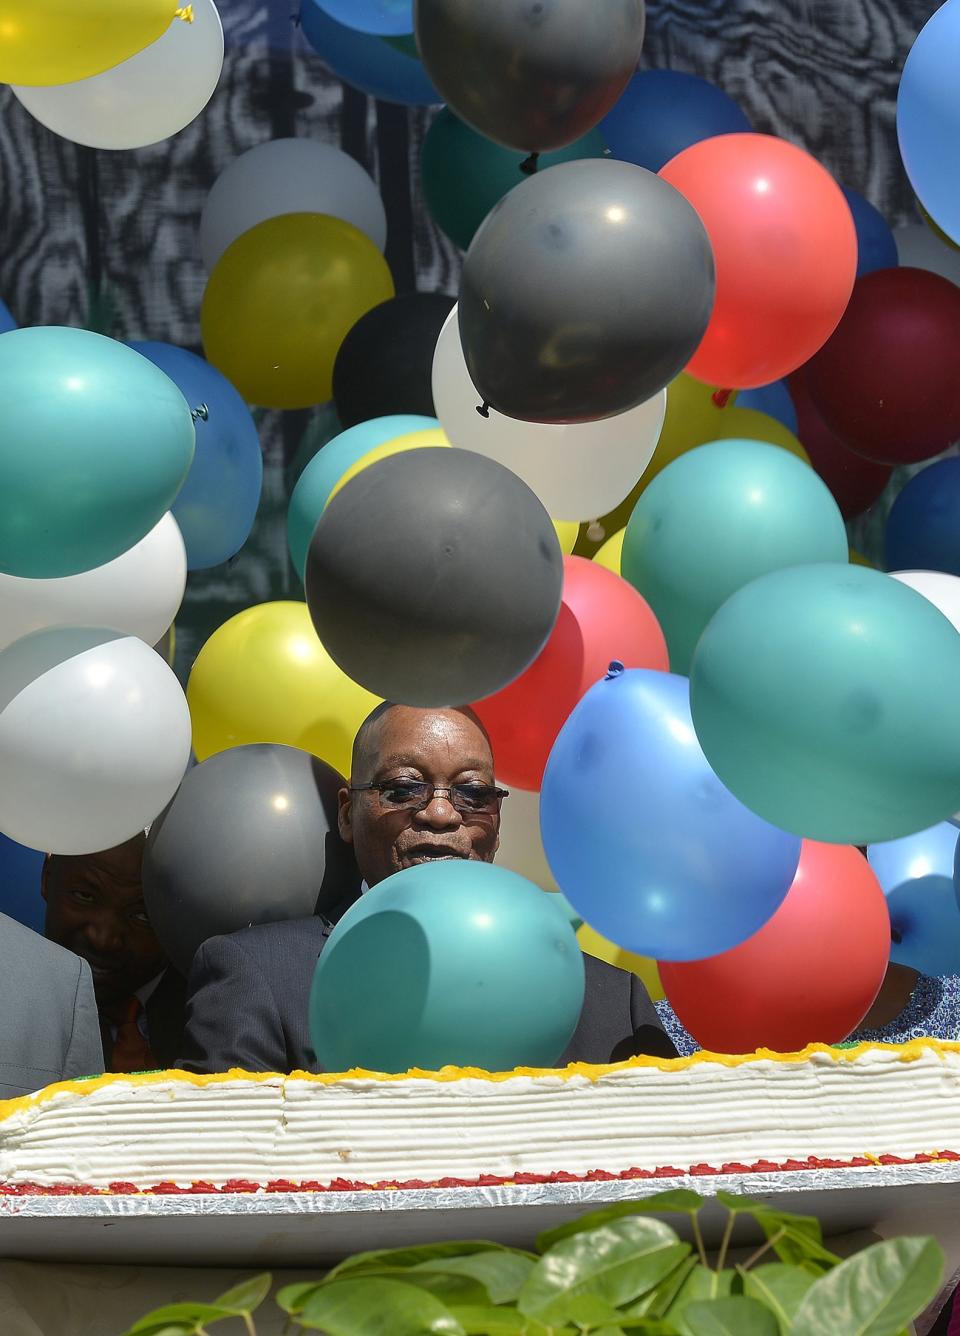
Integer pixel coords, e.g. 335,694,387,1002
577,923,665,1004
849,548,874,568
187,601,381,778
328,429,449,504
593,528,625,574
552,518,580,555
0,0,184,86
201,213,395,410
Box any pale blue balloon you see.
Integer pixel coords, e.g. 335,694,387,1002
309,860,585,1072
898,1,960,247
869,823,960,976
314,0,411,36
541,666,801,962
300,1,440,105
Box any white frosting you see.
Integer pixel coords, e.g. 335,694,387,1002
3,1047,960,1189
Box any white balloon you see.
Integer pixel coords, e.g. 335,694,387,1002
894,223,960,287
0,514,186,654
496,785,558,891
0,629,192,854
11,0,224,151
200,139,388,270
890,570,960,633
432,308,666,521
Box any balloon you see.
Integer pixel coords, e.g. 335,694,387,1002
541,666,801,961
0,0,182,86
552,519,579,556
0,328,194,579
689,563,960,844
421,109,608,253
431,308,667,521
414,0,645,153
300,0,440,105
576,923,664,1004
11,0,222,150
787,367,892,519
0,832,44,933
0,301,16,335
868,822,960,977
600,69,751,172
890,569,960,633
804,267,960,465
309,860,585,1072
128,342,262,570
623,439,848,673
459,160,714,423
593,529,625,574
332,293,454,427
315,0,411,35
920,201,960,252
885,458,960,576
327,427,448,504
897,0,960,247
201,214,394,410
473,556,667,790
200,139,387,271
659,842,890,1053
895,222,960,285
495,786,557,891
306,448,563,705
0,513,186,654
660,133,857,388
0,628,192,855
154,622,177,667
144,744,359,976
287,416,438,581
737,380,798,435
840,187,898,277
187,601,380,779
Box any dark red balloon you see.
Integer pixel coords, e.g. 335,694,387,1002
805,267,960,465
788,368,892,518
659,842,890,1054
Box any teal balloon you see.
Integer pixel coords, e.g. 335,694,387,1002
287,414,437,581
422,108,608,252
0,327,194,579
622,439,848,673
309,860,585,1073
690,563,960,845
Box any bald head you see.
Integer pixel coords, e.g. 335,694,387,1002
350,702,492,785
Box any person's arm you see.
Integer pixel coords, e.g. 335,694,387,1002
63,959,105,1079
178,935,289,1074
627,974,679,1060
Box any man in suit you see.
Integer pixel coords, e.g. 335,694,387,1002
0,912,103,1098
43,833,186,1072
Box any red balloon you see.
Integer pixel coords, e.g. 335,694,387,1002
659,842,890,1054
804,267,960,465
659,134,856,389
473,556,668,790
788,368,892,519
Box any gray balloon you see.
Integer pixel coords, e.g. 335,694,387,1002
414,0,645,153
305,447,563,706
459,158,716,423
143,744,359,975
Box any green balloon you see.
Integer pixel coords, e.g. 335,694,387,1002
0,327,195,578
622,439,849,674
689,563,960,844
421,108,608,252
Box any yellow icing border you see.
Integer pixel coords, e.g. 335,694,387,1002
2,1037,956,1122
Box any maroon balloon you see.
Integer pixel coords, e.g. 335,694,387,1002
804,267,960,465
788,368,892,518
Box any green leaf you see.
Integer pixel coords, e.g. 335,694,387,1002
791,1236,944,1336
740,1263,814,1333
327,1242,524,1281
121,1326,194,1336
663,1266,736,1336
449,1305,573,1335
625,1258,697,1318
214,1273,272,1313
537,1194,697,1252
277,1282,324,1315
412,1253,535,1305
681,1296,778,1336
520,1219,691,1324
296,1277,466,1334
564,1292,625,1327
125,1303,238,1333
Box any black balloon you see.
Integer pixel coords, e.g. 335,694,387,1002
143,744,359,975
458,158,716,423
305,447,563,706
414,0,645,153
333,293,455,428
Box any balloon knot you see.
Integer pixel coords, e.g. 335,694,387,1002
519,152,540,176
586,520,605,543
476,401,491,419
605,660,625,680
191,403,209,423
711,388,734,409
175,4,195,22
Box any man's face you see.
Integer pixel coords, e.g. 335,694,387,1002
338,707,501,888
42,836,168,1004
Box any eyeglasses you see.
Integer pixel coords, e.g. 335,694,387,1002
351,780,509,816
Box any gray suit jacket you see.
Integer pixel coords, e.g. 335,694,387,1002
0,913,104,1099
179,913,677,1074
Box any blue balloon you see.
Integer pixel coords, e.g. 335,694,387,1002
314,0,411,36
885,457,960,576
128,342,263,571
300,1,440,105
0,300,16,334
737,379,799,435
600,69,751,173
309,860,585,1072
840,187,898,278
541,665,801,962
0,832,45,934
897,1,960,248
869,823,960,976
